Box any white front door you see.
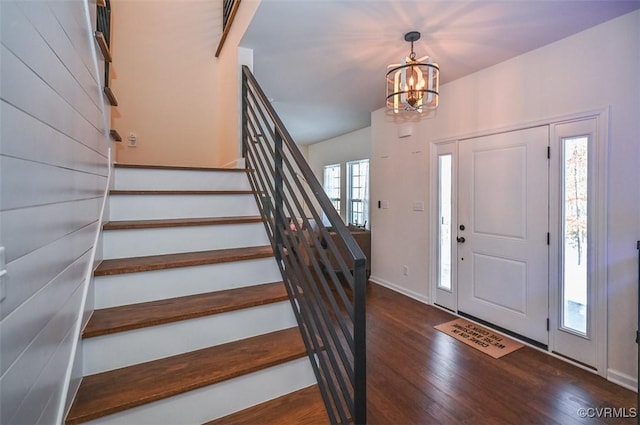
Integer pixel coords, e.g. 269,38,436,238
457,126,550,345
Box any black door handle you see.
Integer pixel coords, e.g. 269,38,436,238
457,236,466,243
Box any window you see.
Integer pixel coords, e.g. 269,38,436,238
323,163,341,215
550,115,604,371
322,159,370,227
437,154,452,291
347,159,369,227
561,135,588,335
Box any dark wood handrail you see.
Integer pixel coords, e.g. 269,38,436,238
215,0,242,58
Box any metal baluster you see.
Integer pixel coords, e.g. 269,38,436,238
241,65,367,424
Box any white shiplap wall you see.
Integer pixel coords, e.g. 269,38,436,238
0,1,109,424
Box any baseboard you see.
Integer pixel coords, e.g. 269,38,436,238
607,368,638,392
369,275,429,304
57,149,114,423
221,157,246,169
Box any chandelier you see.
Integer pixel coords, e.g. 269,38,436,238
386,31,439,113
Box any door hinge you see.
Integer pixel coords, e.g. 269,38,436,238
547,146,550,159
546,318,550,331
547,232,550,245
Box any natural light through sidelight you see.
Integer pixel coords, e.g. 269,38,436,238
438,154,452,291
561,136,589,335
347,159,370,228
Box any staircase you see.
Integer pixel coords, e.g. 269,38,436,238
66,164,330,425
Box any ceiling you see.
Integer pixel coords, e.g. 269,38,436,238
240,0,640,145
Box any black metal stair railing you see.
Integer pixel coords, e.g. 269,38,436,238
241,65,367,425
222,0,236,28
97,0,111,86
215,0,242,57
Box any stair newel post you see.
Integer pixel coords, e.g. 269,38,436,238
353,258,367,425
636,240,639,423
274,129,284,262
241,72,248,162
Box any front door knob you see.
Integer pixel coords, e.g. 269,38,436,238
457,236,466,243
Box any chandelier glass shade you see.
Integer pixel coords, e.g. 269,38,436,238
386,31,439,114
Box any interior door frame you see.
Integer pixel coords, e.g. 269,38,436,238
428,108,608,376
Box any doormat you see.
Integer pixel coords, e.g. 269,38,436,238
434,318,524,359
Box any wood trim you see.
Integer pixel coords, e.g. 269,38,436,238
109,129,122,142
94,245,274,276
214,0,242,58
114,163,248,172
83,282,288,338
103,216,263,230
104,86,118,106
94,31,112,63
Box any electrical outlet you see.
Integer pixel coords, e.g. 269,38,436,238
412,201,424,211
402,265,409,276
127,132,137,147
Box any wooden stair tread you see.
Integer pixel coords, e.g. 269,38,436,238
103,216,263,230
109,129,122,142
204,384,330,425
94,31,112,63
104,86,118,106
94,245,274,276
109,189,254,195
83,282,288,338
114,163,248,172
65,328,307,425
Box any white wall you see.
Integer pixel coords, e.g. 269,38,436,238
0,1,109,423
307,127,372,222
371,11,639,386
215,0,260,166
110,0,222,167
110,0,260,168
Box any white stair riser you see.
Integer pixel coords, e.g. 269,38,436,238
109,194,259,220
114,168,251,191
83,301,296,375
103,223,269,259
82,358,316,425
94,258,281,308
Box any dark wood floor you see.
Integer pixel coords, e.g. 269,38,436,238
364,283,636,425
